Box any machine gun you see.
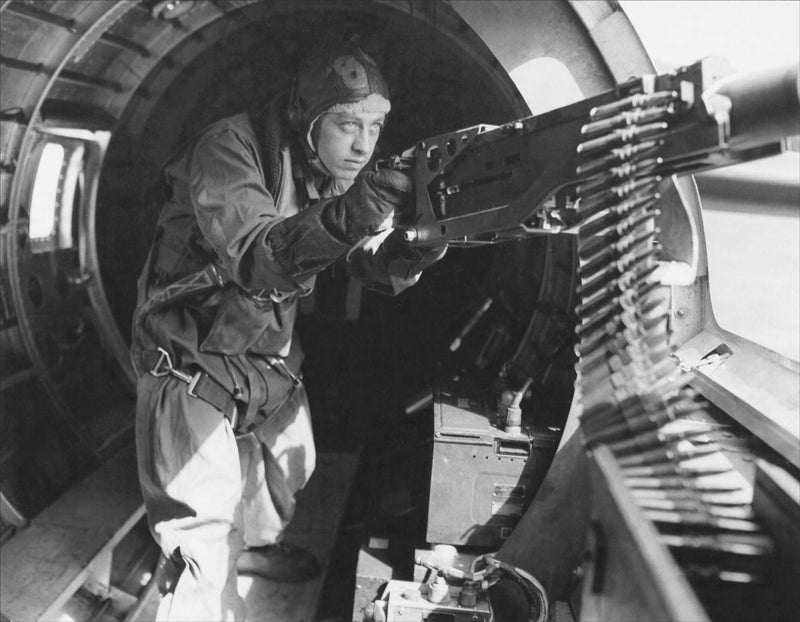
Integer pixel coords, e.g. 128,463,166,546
383,58,799,247
374,59,800,622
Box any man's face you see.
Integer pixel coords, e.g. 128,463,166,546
315,111,386,180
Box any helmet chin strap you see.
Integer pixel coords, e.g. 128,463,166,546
302,116,356,197
304,114,332,176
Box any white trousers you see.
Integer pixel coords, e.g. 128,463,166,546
135,374,315,621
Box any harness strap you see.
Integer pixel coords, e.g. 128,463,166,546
244,383,299,444
145,347,305,441
147,348,238,428
234,361,303,442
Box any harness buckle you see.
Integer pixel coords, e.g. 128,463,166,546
148,347,236,427
150,347,193,384
268,356,303,387
186,371,203,397
149,347,173,377
249,288,293,304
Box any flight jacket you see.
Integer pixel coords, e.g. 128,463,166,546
131,100,430,421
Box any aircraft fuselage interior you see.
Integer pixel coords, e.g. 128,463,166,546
1,1,798,621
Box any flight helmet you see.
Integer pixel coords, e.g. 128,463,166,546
288,42,391,150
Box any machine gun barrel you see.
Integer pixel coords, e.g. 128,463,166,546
715,63,800,150
391,59,799,246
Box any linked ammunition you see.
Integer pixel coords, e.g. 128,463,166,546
582,406,707,447
638,498,756,521
581,106,674,138
582,390,699,433
630,487,753,506
624,471,747,493
577,246,658,299
583,402,706,445
568,70,784,594
575,157,663,198
621,451,732,477
578,211,656,259
644,509,762,533
658,533,772,556
579,347,674,392
578,228,654,277
617,438,720,468
608,420,721,455
575,139,663,177
578,197,659,237
576,121,670,156
576,176,663,221
588,90,678,121
576,303,666,354
576,278,659,323
578,330,669,375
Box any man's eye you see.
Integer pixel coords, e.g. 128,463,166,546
340,121,359,130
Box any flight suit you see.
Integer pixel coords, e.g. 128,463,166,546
131,105,438,620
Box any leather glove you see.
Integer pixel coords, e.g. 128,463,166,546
379,229,447,281
388,231,447,267
266,169,414,282
323,169,414,244
346,228,447,296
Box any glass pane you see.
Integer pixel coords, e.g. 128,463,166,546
620,1,799,74
29,143,65,242
621,1,800,361
700,154,800,361
509,57,583,115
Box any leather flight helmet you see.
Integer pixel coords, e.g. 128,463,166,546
288,42,391,140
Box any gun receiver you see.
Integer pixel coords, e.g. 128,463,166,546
387,58,799,246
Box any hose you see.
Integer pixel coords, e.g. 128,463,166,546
480,556,549,622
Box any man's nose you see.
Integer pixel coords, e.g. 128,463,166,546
352,128,374,154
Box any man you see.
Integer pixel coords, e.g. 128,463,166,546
131,42,445,621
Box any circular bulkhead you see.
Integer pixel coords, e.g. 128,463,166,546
0,0,670,518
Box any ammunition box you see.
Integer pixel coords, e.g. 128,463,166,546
426,386,560,548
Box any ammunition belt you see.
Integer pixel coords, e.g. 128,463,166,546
572,85,773,606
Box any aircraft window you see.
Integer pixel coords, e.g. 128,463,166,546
621,0,800,362
701,154,800,362
29,143,64,246
508,57,583,116
29,141,84,253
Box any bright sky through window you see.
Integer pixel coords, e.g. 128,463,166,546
621,0,800,361
30,143,65,240
620,1,800,73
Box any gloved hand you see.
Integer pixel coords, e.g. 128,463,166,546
345,227,448,295
381,229,448,278
390,232,447,266
323,169,414,244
